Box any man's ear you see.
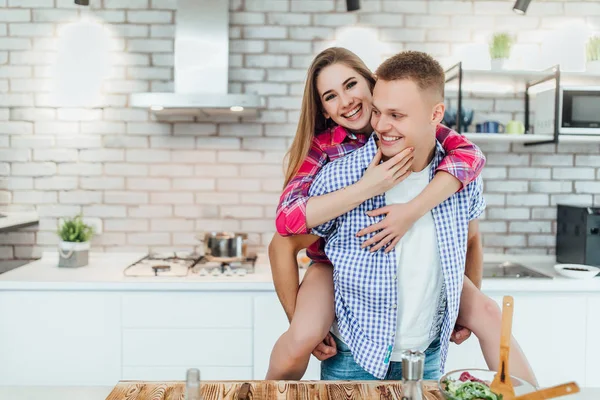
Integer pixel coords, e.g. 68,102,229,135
432,102,445,125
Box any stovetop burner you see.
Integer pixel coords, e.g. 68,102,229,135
123,252,258,277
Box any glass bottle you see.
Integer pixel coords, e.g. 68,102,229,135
185,368,202,400
401,350,425,400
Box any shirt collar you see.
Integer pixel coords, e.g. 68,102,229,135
359,134,447,172
332,125,357,145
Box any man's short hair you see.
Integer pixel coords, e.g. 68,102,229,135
375,51,445,100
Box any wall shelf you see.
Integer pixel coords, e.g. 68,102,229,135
444,63,600,147
444,62,561,147
462,133,600,143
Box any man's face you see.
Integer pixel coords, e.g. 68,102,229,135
370,78,442,159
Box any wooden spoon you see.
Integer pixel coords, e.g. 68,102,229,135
514,382,580,400
490,295,516,400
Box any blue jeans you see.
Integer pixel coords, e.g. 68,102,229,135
321,334,442,380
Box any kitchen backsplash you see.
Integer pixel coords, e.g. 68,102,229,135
1,0,600,266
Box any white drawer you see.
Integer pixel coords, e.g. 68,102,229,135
122,366,253,381
122,293,252,328
123,328,252,367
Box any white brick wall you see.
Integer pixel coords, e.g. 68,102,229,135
1,0,599,263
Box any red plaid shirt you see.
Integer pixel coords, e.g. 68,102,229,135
276,124,486,264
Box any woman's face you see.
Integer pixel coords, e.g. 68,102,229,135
316,63,373,133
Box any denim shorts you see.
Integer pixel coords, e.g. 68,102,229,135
320,334,442,381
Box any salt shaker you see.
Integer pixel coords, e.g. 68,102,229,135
401,350,425,400
186,368,202,400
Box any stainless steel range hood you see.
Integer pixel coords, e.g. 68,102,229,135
130,0,262,118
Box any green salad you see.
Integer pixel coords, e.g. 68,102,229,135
442,372,502,400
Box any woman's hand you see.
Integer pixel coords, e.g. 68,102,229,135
356,202,422,253
356,147,414,199
311,332,337,361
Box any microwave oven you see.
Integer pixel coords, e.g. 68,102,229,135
534,86,600,135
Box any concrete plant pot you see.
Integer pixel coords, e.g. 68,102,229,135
490,58,508,70
586,60,600,72
58,241,90,268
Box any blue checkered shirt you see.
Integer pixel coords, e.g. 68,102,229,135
309,135,485,379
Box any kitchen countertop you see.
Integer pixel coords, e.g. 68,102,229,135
0,210,38,233
0,251,599,292
0,384,598,400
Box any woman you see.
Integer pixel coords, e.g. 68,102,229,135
266,47,537,386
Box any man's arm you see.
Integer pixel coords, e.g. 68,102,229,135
465,219,483,289
268,233,320,322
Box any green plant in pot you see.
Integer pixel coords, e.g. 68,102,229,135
489,33,514,70
57,214,94,268
586,35,600,71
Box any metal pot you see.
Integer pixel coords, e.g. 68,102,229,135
196,232,248,262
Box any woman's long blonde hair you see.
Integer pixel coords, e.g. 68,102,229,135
283,47,376,187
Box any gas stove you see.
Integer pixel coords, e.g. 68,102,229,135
123,251,258,277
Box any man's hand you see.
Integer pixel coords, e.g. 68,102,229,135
311,333,337,361
356,202,420,252
450,324,472,345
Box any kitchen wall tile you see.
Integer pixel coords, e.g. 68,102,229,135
383,1,427,13
2,0,599,258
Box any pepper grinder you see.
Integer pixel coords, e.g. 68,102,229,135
401,350,425,400
186,368,202,400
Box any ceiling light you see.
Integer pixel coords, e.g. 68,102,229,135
150,105,164,111
74,0,89,5
513,0,532,14
230,106,244,112
346,0,360,12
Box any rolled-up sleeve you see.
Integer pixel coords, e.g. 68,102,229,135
275,140,328,236
468,176,486,221
435,125,486,190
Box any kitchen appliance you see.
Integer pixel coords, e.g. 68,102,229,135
556,204,600,267
193,254,257,277
130,0,262,118
196,232,248,262
534,86,600,136
123,251,257,277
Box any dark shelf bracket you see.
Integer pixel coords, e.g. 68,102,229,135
444,62,463,134
444,62,563,147
524,64,561,147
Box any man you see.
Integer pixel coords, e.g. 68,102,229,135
308,51,485,380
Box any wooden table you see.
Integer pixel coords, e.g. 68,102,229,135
106,380,445,399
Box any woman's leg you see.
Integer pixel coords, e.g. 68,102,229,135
457,276,539,387
265,262,335,380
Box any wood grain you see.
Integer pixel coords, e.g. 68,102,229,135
106,380,445,400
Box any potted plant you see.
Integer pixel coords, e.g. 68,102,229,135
586,35,600,71
57,214,94,268
489,33,514,70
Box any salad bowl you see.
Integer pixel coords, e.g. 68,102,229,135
438,368,536,400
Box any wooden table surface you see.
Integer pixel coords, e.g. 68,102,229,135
106,380,445,399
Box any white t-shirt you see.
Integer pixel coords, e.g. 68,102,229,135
386,161,444,361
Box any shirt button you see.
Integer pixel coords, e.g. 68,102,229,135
393,274,397,280
392,304,397,309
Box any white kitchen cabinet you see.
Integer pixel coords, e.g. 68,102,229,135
122,328,252,370
253,293,321,380
0,291,121,385
121,292,254,381
122,366,253,381
446,293,587,388
121,293,253,329
585,296,600,387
